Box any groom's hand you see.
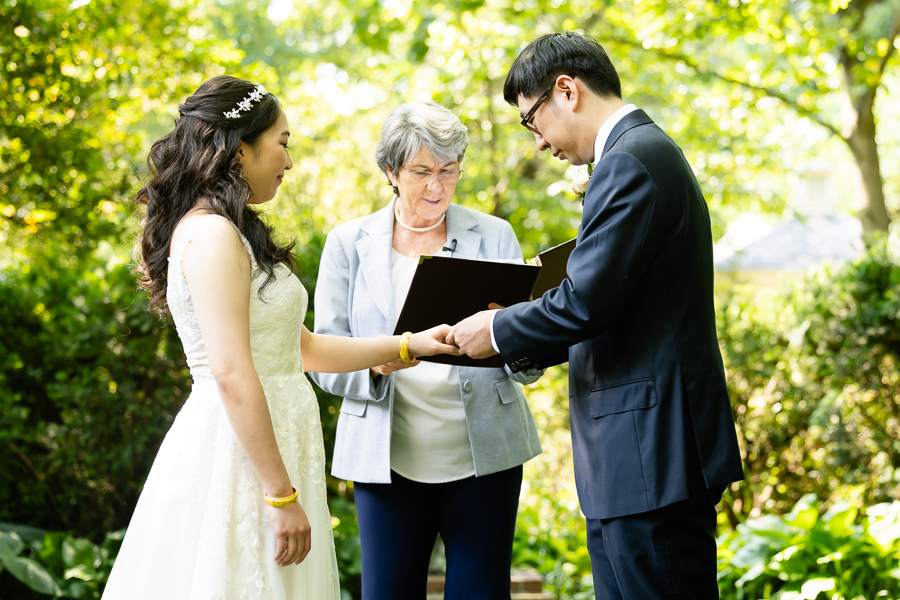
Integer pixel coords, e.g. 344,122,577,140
447,307,500,360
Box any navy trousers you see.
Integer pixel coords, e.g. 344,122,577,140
586,487,724,600
353,466,523,600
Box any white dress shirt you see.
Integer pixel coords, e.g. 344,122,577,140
488,104,639,352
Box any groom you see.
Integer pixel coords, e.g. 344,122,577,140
448,33,744,598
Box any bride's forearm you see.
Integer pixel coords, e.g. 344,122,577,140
301,327,401,374
215,368,293,498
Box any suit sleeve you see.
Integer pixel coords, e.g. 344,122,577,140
494,151,663,370
495,220,546,384
307,230,391,402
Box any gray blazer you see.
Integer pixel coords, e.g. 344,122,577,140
309,202,543,484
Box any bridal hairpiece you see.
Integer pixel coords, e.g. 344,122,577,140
223,84,268,119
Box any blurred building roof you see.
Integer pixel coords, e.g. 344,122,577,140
714,161,864,274
714,213,864,272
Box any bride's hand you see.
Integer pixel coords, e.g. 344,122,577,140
408,324,461,358
266,502,311,566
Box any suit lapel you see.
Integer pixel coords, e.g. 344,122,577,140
356,203,396,323
602,109,654,157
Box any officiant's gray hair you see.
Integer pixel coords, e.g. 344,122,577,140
376,101,468,190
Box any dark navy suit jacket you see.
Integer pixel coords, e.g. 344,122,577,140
495,110,744,520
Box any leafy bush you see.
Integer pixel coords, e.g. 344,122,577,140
513,491,594,600
0,251,191,534
0,507,357,600
0,227,366,598
0,523,122,599
329,496,362,600
508,233,900,599
719,232,900,521
510,365,595,600
718,494,900,599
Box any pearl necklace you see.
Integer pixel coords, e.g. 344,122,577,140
394,204,445,233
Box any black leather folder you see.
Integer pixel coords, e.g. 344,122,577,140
530,238,576,300
393,238,576,368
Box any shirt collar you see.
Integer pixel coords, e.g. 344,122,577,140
593,103,638,165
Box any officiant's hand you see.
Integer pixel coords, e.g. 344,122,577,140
371,358,420,378
370,334,421,377
447,307,501,360
267,501,312,566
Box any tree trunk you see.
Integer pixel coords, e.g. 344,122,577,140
840,40,891,235
842,98,890,235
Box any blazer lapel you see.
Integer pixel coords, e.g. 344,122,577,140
356,203,482,323
356,203,396,323
445,204,482,259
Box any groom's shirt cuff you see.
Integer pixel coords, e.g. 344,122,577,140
489,311,500,353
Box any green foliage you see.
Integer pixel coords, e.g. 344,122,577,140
718,494,900,600
2,0,899,599
330,496,362,600
513,489,594,599
595,0,900,231
0,208,359,591
0,523,122,599
0,250,191,533
509,235,900,598
0,1,245,536
509,366,595,599
219,0,898,244
1,0,239,260
719,232,900,520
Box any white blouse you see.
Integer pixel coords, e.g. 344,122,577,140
388,248,476,483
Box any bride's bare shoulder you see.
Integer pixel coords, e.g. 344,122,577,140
172,213,249,271
171,212,237,249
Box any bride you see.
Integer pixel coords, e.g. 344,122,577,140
102,75,458,599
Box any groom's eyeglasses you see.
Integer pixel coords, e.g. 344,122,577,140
520,86,552,135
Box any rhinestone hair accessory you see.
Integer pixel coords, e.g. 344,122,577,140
223,84,268,119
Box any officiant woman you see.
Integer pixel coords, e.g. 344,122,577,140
309,100,543,600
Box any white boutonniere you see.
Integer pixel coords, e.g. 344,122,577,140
571,163,594,200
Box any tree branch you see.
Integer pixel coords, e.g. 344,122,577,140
843,0,876,35
580,5,605,33
0,159,29,186
875,5,900,82
603,35,844,139
850,2,900,132
1,212,28,229
6,440,70,529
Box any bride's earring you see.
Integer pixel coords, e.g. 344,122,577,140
235,148,245,180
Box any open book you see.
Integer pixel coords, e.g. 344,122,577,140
393,238,576,367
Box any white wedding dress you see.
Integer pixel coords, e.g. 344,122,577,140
103,215,340,600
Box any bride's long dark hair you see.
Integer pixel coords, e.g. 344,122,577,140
136,75,296,316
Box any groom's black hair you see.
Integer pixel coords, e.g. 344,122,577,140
503,32,622,105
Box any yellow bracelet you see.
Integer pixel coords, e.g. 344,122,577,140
264,487,298,508
399,331,414,363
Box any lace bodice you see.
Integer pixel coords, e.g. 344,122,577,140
167,215,308,382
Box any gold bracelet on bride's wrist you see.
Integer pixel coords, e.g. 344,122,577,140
399,331,414,363
264,487,298,508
